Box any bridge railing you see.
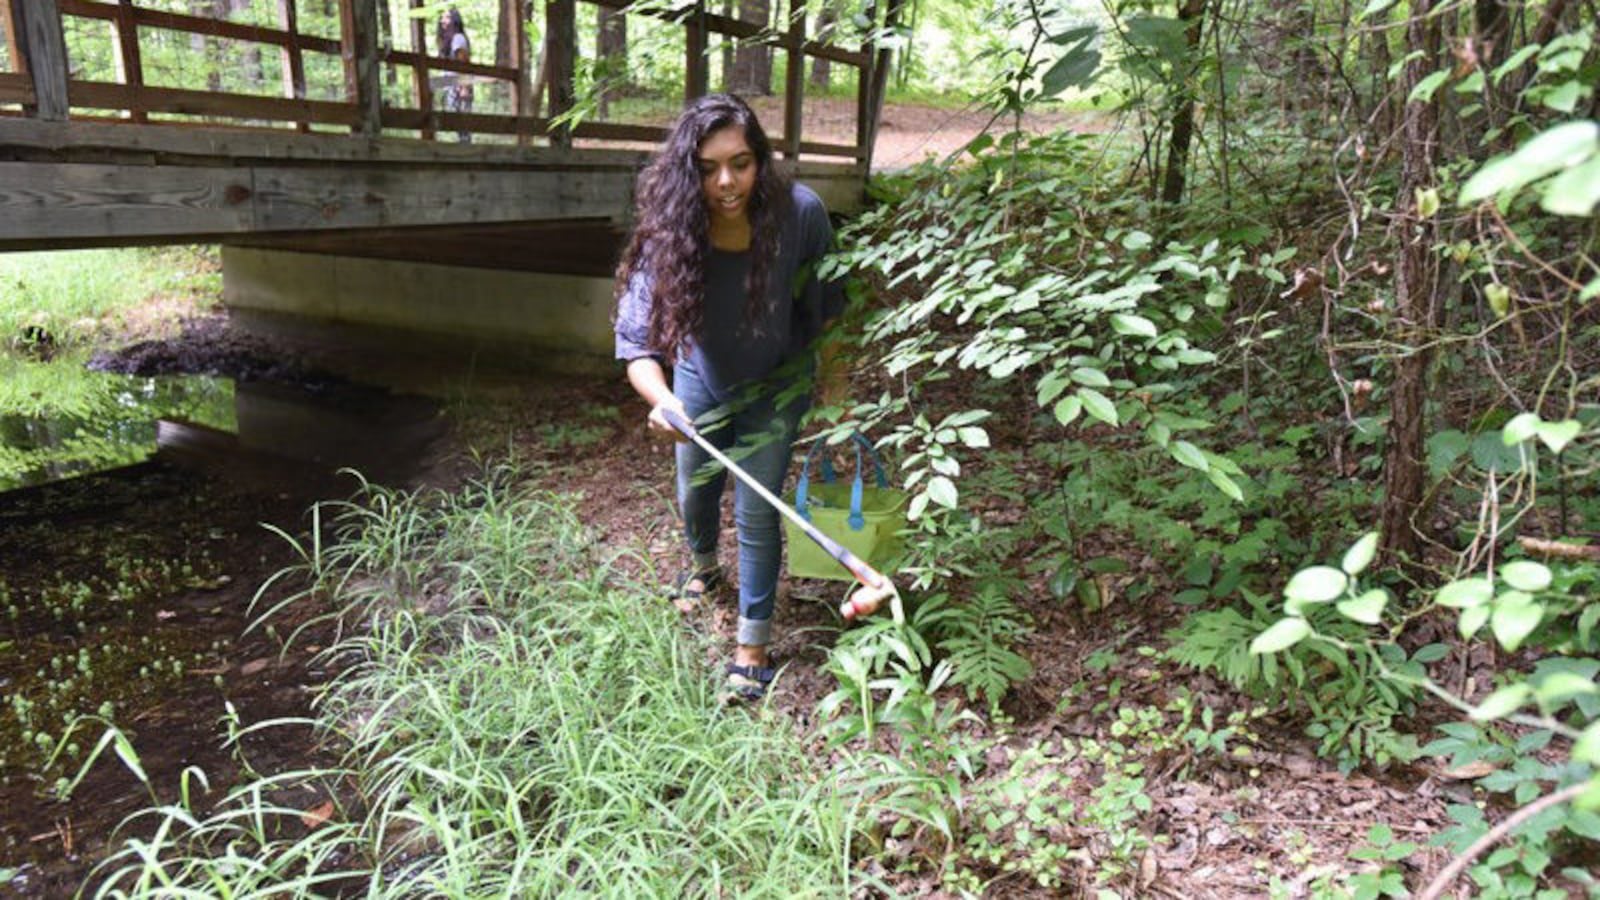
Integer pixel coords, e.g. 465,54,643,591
0,0,894,164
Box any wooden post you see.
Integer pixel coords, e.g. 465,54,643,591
111,2,147,122
510,0,531,145
277,0,309,132
13,0,70,121
781,0,803,159
546,0,575,147
338,0,382,137
855,0,875,164
684,0,708,103
1,1,23,74
864,0,903,170
408,0,434,139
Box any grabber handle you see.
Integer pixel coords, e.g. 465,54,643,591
658,407,896,620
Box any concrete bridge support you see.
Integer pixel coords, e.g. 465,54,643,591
224,247,619,375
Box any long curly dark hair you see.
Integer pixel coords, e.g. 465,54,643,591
614,93,793,359
435,7,466,54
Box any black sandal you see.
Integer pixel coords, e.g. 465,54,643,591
722,661,777,703
668,567,723,609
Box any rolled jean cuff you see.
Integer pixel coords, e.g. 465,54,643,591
737,616,771,647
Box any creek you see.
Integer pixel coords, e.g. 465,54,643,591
1,322,448,895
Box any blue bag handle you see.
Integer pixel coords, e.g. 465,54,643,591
795,433,889,531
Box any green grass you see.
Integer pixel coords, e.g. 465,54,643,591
0,247,218,347
81,466,882,897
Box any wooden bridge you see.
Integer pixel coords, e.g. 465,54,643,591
0,0,899,275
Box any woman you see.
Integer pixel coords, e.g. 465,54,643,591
435,8,473,144
614,94,844,702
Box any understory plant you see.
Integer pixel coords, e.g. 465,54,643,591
80,468,878,897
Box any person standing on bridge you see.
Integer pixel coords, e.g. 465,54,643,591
436,7,473,144
614,94,846,703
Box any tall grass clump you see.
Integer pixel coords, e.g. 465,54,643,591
85,465,876,898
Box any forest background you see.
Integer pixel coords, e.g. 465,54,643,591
1,0,1598,896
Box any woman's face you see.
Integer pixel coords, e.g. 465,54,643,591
697,125,757,225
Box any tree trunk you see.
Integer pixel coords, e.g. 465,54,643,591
595,4,627,117
1159,0,1208,205
809,6,835,89
1378,0,1442,569
729,0,771,96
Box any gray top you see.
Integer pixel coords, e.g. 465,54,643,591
615,183,845,400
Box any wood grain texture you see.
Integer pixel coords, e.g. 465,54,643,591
0,159,640,248
17,0,69,120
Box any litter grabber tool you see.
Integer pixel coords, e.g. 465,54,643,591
659,407,898,621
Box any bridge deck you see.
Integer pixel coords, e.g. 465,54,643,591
0,0,897,253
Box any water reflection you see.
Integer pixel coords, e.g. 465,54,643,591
0,371,234,490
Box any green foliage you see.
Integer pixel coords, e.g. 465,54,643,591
90,467,876,896
914,588,1032,707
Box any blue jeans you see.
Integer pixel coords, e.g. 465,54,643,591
674,363,807,647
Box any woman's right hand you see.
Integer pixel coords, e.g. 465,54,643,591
647,396,690,443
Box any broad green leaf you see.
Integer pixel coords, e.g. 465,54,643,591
1532,672,1598,709
1338,588,1389,625
957,427,990,449
1169,440,1209,471
1110,313,1158,338
1078,388,1119,426
1535,419,1582,454
1409,70,1449,103
926,476,958,509
1121,230,1152,251
1485,283,1511,317
1459,121,1600,204
1541,79,1582,113
1437,578,1493,608
1054,396,1083,426
1469,683,1531,721
1251,617,1311,655
1358,0,1398,18
1039,39,1101,98
1491,591,1542,652
1499,560,1552,592
1502,412,1540,445
1284,566,1348,604
1207,469,1244,502
1342,532,1380,575
1036,370,1071,406
1585,276,1600,301
1459,603,1490,639
1574,721,1600,766
1542,155,1600,216
1415,187,1441,217
1071,366,1111,388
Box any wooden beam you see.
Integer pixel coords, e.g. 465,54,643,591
0,71,36,105
0,116,652,167
70,80,360,127
276,0,309,133
14,0,69,120
112,0,147,124
685,0,707,102
59,1,340,55
781,0,803,158
509,0,531,145
0,159,638,247
545,0,574,148
407,0,433,140
337,0,382,136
